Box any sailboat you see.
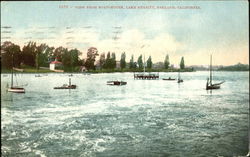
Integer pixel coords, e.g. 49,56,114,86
206,55,225,90
177,70,183,83
7,54,25,93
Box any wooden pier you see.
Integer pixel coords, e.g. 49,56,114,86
134,73,159,80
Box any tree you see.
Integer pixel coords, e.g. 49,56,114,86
99,53,105,69
35,48,40,70
111,52,116,69
147,56,152,69
1,41,22,69
85,47,98,70
69,48,81,67
62,49,72,70
35,44,53,70
22,41,37,67
52,46,65,62
164,54,170,69
120,52,126,69
180,56,185,69
129,55,134,69
137,54,143,69
103,52,112,69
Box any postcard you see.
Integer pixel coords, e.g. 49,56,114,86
1,1,249,156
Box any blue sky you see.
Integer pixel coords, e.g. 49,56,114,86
1,1,249,65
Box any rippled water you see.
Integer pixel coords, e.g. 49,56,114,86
1,72,249,156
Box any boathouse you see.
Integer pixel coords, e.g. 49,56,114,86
50,60,62,71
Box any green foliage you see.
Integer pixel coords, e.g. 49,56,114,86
0,41,198,73
21,41,37,67
53,46,65,62
103,52,112,69
85,47,98,70
1,41,22,69
111,52,116,69
35,44,53,70
137,55,143,69
68,48,82,68
129,55,136,69
87,67,194,73
120,52,126,69
180,56,185,69
99,53,105,69
217,63,249,71
147,56,152,69
164,54,170,69
101,52,116,69
61,49,71,68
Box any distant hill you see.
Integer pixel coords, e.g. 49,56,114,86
217,63,249,71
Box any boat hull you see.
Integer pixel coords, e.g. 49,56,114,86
177,79,183,83
163,78,176,81
54,85,76,89
206,84,220,90
107,81,127,86
8,87,25,93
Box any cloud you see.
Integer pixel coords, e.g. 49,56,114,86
90,29,183,63
1,24,247,66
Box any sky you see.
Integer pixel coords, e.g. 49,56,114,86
1,1,249,66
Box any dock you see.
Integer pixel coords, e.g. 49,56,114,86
134,72,159,80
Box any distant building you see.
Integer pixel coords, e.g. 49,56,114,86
116,61,120,69
152,62,164,69
95,60,101,70
50,59,62,71
80,66,87,72
171,64,178,69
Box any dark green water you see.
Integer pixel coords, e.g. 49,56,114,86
1,72,249,156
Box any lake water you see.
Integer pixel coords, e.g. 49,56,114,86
1,71,249,157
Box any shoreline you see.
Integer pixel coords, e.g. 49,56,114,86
1,70,249,74
1,68,195,73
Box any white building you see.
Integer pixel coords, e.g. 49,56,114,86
50,60,62,71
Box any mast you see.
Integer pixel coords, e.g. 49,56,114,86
210,55,212,85
143,54,145,74
70,49,72,74
11,53,14,87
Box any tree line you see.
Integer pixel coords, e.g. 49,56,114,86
1,41,83,71
1,41,186,71
86,50,185,71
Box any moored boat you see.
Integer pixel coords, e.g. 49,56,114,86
8,87,25,93
107,81,127,86
206,55,225,90
163,77,175,81
54,78,77,89
177,71,183,83
54,84,76,89
7,53,25,93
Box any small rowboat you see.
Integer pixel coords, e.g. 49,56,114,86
163,77,176,81
107,81,127,86
54,84,76,89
